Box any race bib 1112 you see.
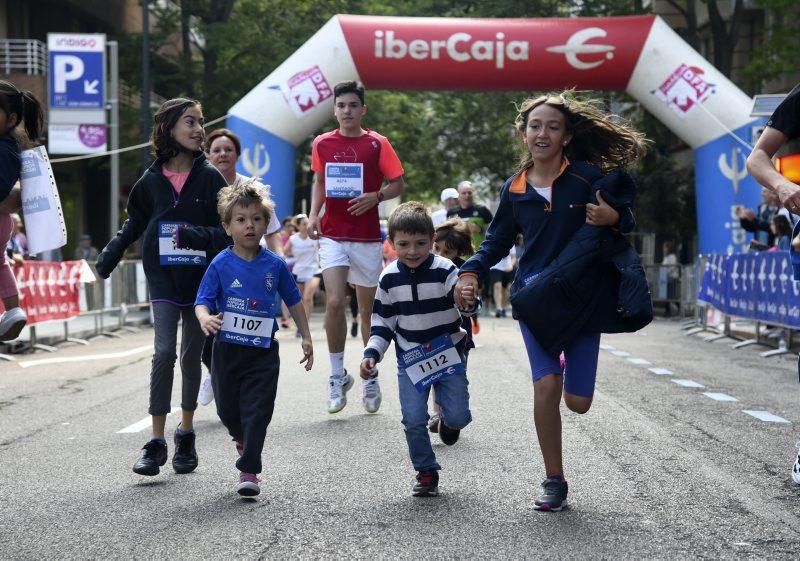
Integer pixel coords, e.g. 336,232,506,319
399,334,465,392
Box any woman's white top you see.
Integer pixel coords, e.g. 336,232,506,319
290,233,320,280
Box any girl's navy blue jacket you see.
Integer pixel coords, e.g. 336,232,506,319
460,160,650,354
95,154,227,306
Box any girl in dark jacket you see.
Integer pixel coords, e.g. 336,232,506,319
455,92,648,511
95,99,227,477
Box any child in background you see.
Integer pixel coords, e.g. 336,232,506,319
360,203,475,497
195,181,313,497
95,98,228,477
428,219,475,437
0,80,44,341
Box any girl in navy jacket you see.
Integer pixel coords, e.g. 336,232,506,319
95,99,226,478
456,92,648,511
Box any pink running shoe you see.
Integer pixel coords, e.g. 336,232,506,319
236,472,260,496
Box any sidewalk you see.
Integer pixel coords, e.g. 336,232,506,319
0,307,152,358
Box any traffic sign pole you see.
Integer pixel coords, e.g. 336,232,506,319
108,40,119,239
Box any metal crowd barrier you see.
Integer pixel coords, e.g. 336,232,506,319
0,260,151,360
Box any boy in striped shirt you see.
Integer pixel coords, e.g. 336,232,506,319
360,202,476,497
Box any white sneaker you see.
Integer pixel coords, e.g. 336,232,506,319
198,372,214,406
792,441,800,485
328,372,354,414
362,373,382,414
0,307,26,341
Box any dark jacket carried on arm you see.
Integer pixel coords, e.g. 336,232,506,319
460,162,651,356
94,155,227,305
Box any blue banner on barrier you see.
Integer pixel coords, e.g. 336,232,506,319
698,252,800,328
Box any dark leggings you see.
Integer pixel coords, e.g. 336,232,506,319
149,301,205,415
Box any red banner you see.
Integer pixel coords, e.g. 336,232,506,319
339,15,655,91
0,261,83,325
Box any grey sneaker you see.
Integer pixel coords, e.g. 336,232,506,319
328,372,354,414
362,371,382,413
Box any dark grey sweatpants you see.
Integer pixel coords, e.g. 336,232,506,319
211,338,280,474
149,301,205,416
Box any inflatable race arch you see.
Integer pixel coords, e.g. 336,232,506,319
228,14,764,254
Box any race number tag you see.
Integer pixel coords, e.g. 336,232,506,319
158,222,206,266
325,163,363,198
220,311,274,348
399,334,465,393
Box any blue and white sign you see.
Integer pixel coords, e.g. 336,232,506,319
698,252,800,328
48,33,105,110
399,334,465,393
158,222,206,266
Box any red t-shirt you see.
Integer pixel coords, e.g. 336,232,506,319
311,129,404,242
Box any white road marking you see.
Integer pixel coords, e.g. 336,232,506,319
742,410,790,423
648,368,674,376
17,345,153,369
703,392,739,402
627,358,652,365
611,350,631,357
117,407,181,434
599,344,616,351
671,379,705,388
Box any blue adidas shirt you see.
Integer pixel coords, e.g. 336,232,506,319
195,247,301,338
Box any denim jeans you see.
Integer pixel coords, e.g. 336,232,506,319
397,356,472,471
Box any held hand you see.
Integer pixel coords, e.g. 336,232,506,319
299,339,313,371
347,192,379,216
776,180,800,215
307,215,321,240
467,221,480,234
459,285,476,308
199,312,223,337
360,358,376,380
454,275,479,310
585,191,619,227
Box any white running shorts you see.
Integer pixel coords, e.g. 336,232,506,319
318,237,383,288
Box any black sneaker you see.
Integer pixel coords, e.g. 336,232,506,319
172,427,198,474
350,320,358,338
132,439,168,476
412,470,439,497
428,413,440,434
534,476,568,511
438,417,460,446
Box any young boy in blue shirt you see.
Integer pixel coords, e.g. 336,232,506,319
360,202,476,497
195,181,313,497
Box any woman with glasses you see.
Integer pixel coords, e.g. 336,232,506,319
454,92,648,511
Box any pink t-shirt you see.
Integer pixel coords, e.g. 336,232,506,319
162,166,190,193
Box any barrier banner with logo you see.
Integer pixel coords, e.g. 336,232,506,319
0,261,88,325
698,252,800,328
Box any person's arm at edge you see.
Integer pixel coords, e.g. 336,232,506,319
747,127,800,211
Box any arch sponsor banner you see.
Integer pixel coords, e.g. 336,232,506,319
229,14,758,253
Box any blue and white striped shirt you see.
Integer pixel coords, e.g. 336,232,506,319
364,253,471,363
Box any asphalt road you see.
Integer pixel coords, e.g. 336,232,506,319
1,316,799,559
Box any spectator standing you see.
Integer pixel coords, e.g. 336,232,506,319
431,187,459,228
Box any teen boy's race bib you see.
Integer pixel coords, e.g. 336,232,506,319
399,334,465,393
325,163,363,198
158,222,206,265
219,296,274,348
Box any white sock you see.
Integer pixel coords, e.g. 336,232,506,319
330,351,345,378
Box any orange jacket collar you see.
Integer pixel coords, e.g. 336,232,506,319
509,157,570,194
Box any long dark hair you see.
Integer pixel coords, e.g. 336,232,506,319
0,80,44,147
150,98,202,160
